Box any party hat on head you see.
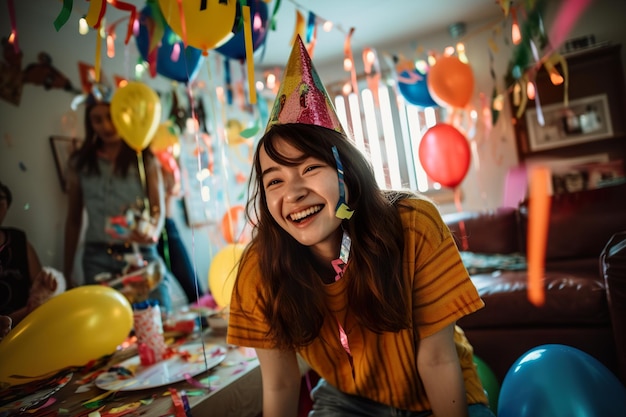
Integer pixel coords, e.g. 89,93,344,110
265,35,345,134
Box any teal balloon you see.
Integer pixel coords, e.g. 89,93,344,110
397,70,437,107
135,6,203,83
498,344,626,417
473,355,500,412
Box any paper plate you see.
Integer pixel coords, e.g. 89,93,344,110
95,342,226,391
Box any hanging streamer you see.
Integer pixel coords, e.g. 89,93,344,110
108,0,138,44
7,0,20,54
94,30,102,83
147,1,165,54
454,187,468,251
527,166,551,307
242,5,257,104
54,0,73,31
85,0,106,29
290,10,306,46
269,0,282,31
344,28,358,96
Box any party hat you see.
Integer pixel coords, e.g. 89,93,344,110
265,35,345,134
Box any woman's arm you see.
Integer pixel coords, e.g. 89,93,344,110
255,348,302,417
417,323,469,417
131,156,165,244
63,166,83,288
8,240,53,326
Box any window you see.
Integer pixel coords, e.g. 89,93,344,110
333,84,452,201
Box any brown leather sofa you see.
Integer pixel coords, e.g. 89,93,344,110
443,182,626,384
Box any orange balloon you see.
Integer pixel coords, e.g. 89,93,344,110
427,56,474,108
221,205,245,244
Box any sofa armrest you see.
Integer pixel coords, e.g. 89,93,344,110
442,207,520,254
600,231,626,383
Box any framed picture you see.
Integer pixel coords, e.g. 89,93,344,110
525,94,614,151
49,136,82,192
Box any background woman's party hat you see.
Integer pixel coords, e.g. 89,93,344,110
265,34,345,134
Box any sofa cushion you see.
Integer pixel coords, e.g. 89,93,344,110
458,264,609,329
443,207,520,254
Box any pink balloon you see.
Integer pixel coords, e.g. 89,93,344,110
418,123,471,188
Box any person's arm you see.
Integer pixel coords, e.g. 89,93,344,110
63,166,83,288
417,323,469,417
255,348,302,417
8,241,54,325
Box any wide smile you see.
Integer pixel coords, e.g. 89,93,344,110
288,204,323,223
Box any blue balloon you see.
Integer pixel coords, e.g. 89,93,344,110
397,70,437,107
215,0,269,61
498,344,626,417
135,6,203,83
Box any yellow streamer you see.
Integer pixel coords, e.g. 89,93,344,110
290,10,305,46
85,0,105,28
242,6,257,104
94,30,102,83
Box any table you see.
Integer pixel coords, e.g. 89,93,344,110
0,331,262,417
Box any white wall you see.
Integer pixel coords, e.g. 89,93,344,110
1,0,625,282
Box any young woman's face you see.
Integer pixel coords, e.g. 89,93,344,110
89,103,121,144
260,137,344,261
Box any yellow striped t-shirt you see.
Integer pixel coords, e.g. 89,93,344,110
227,197,488,411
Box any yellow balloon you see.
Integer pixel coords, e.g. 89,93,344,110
0,286,133,387
208,243,245,308
158,0,237,54
110,82,162,152
150,121,180,154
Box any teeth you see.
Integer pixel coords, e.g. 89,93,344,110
290,205,322,221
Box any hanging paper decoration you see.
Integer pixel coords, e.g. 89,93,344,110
215,0,270,61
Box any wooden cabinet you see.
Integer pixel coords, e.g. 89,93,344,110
513,44,626,164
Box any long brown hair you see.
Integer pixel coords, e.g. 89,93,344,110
236,123,415,349
69,101,154,176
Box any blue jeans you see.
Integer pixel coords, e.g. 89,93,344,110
309,379,496,417
82,243,173,313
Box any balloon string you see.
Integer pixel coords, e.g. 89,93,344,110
206,57,235,242
136,151,150,216
454,186,469,251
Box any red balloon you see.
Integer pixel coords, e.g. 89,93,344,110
418,123,471,188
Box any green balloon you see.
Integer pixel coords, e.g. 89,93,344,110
474,355,501,413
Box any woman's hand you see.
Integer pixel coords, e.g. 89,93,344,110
0,315,12,341
26,270,58,312
129,216,159,245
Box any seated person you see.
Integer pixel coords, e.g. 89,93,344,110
0,181,59,340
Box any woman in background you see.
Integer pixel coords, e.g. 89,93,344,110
0,181,58,339
63,94,176,313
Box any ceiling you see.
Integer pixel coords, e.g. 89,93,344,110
257,0,503,68
29,0,504,69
